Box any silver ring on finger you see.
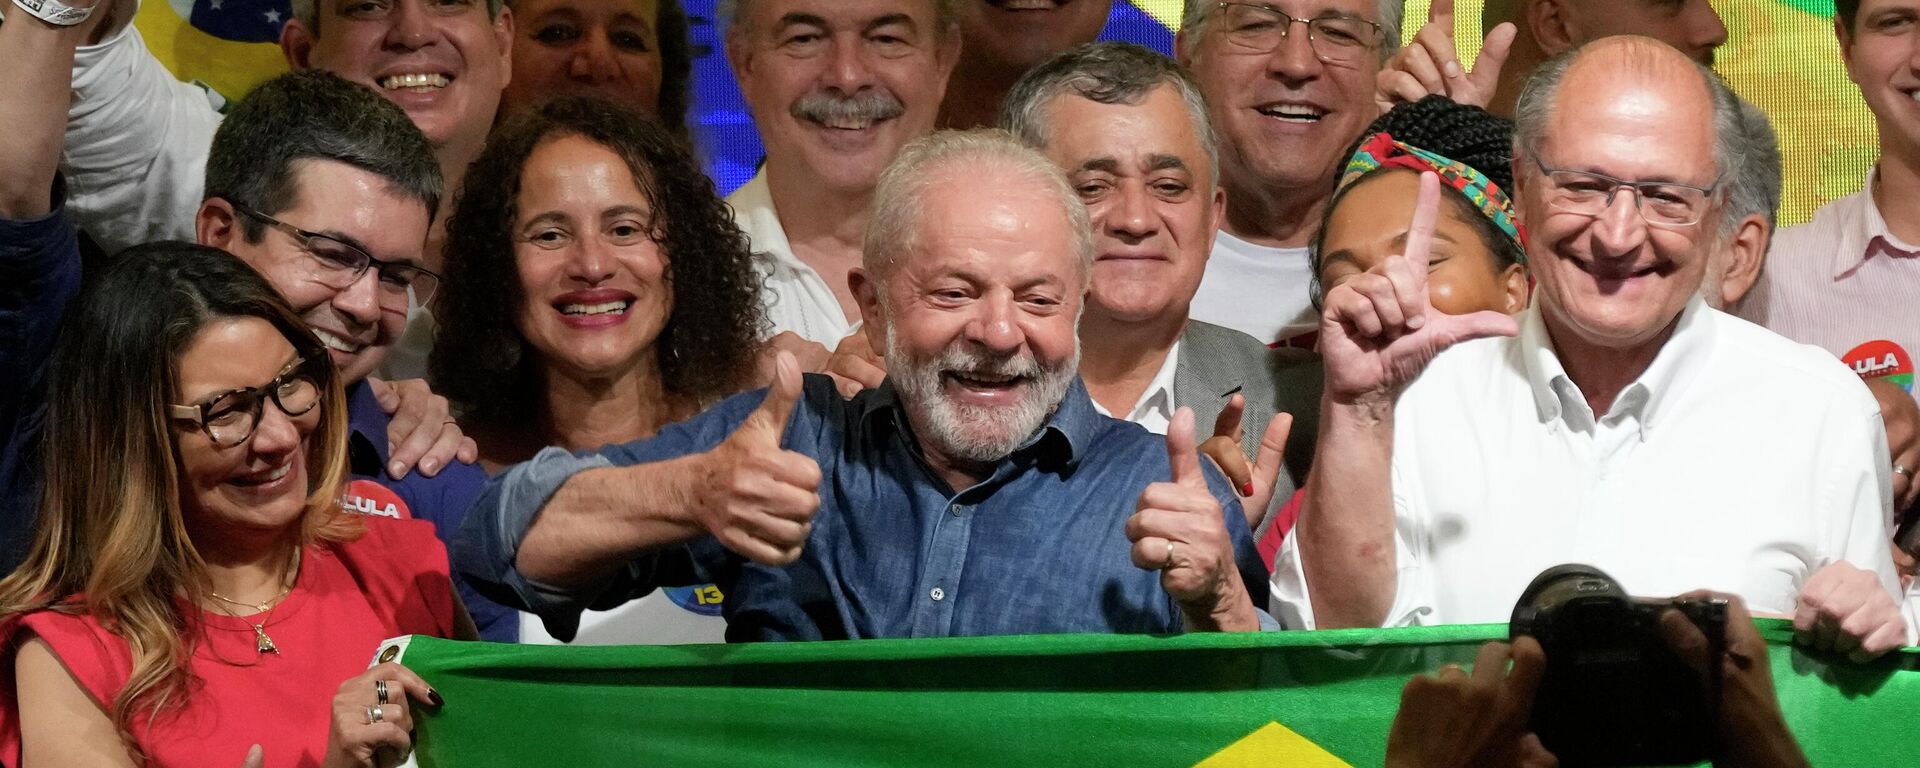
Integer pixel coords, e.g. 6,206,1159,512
1896,463,1912,479
367,704,385,725
376,679,389,705
1163,540,1176,570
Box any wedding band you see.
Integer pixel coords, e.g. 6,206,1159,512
376,679,389,705
1896,464,1912,479
1163,540,1176,570
367,704,385,724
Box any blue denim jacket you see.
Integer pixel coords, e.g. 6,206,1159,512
457,375,1271,642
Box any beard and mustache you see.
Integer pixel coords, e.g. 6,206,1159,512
884,320,1078,465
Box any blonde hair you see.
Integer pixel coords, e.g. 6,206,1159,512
0,243,357,758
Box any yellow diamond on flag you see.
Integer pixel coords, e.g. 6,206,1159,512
1131,0,1184,31
1193,722,1353,768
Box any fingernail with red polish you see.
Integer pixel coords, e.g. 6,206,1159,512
1239,482,1255,497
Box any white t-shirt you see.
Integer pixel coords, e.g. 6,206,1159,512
64,13,219,255
1273,299,1903,633
1188,230,1318,346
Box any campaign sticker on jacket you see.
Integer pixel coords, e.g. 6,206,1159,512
664,584,726,617
339,480,411,519
1844,340,1914,392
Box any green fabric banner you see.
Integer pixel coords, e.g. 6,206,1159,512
386,621,1918,766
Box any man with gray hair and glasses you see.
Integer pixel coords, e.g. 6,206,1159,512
1173,0,1403,349
457,130,1269,641
1274,36,1909,660
1000,41,1320,534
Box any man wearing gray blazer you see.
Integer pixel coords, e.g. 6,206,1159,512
1002,42,1321,537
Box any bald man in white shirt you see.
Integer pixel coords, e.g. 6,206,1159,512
1278,37,1908,660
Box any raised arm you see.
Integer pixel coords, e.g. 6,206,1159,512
457,352,825,630
61,0,222,252
1291,174,1518,628
0,0,98,573
514,353,822,586
0,0,96,216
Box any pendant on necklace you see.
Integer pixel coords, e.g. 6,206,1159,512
252,623,280,655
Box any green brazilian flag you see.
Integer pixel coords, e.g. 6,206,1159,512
385,621,1919,766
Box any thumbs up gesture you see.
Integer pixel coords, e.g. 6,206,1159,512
1320,172,1520,405
1127,408,1258,632
694,351,824,565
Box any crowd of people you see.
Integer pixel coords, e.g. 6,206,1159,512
0,0,1913,765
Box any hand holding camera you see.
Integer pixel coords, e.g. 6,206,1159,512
1390,566,1816,768
1384,637,1557,768
1662,590,1811,768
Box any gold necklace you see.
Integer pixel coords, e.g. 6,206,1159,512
206,549,301,656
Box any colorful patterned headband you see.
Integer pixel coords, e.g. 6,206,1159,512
1339,132,1526,258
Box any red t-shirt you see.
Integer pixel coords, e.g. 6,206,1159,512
0,516,455,767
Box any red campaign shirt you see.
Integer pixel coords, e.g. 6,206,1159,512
0,516,455,767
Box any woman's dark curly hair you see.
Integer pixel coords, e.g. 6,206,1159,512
1310,95,1524,309
432,96,765,430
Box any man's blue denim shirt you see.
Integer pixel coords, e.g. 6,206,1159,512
456,374,1271,642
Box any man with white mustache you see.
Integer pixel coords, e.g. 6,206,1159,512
719,0,960,380
457,131,1270,641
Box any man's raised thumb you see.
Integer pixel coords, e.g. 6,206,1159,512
1166,407,1206,488
753,350,803,441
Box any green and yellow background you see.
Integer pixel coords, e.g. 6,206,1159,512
132,0,1876,222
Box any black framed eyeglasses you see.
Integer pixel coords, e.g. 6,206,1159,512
168,356,325,447
1211,2,1384,64
231,202,442,305
1530,156,1723,228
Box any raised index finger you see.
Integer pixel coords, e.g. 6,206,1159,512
1211,393,1246,442
1405,172,1443,280
1429,0,1454,26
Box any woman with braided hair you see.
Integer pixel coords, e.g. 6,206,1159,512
1312,95,1531,318
1227,96,1535,564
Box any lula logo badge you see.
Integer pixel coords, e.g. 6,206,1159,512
1843,340,1914,393
339,480,410,519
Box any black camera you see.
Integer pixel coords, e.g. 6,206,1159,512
1508,564,1729,767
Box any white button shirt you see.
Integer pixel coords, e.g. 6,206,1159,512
1089,341,1182,435
727,169,857,345
1273,299,1901,629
